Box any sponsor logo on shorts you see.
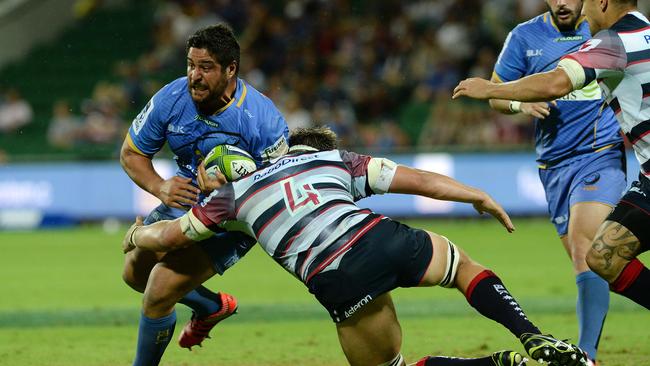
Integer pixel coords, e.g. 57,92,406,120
630,186,647,197
344,294,373,319
553,214,568,225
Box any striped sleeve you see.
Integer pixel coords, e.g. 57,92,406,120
561,29,627,85
191,184,237,231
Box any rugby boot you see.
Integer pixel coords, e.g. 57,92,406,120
491,350,528,366
520,333,588,366
178,292,238,350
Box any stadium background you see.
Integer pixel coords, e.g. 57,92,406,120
0,1,648,365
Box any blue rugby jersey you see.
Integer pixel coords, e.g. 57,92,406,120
494,13,622,167
127,77,289,181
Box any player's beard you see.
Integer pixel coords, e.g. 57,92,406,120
190,75,229,114
550,5,582,32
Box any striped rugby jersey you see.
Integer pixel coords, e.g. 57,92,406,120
190,150,396,283
563,12,650,174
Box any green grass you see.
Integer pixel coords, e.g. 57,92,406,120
0,218,648,365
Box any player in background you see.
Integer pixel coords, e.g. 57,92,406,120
453,0,649,312
120,24,289,365
122,127,589,366
484,1,626,363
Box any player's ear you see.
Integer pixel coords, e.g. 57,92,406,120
227,62,237,79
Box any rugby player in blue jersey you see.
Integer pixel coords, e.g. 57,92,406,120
480,1,626,363
453,0,650,325
122,127,589,366
120,24,288,365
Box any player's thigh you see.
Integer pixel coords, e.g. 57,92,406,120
336,292,402,366
418,232,456,287
588,181,650,279
566,201,615,271
566,148,626,246
122,247,166,291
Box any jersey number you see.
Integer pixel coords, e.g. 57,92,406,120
283,179,321,215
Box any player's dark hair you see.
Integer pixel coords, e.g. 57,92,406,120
187,23,240,74
289,126,339,151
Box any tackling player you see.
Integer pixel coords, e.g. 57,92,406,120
120,24,289,365
122,127,589,366
485,1,626,363
453,0,649,312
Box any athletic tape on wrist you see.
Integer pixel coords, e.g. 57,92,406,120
509,100,522,113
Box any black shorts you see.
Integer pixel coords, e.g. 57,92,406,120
606,174,650,253
306,218,433,323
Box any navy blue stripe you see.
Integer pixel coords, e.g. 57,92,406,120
608,97,621,113
301,213,381,280
627,49,650,65
293,210,372,278
584,67,596,86
643,82,650,97
625,119,650,144
611,14,648,32
642,160,650,174
273,199,354,258
236,159,348,207
312,182,346,190
251,199,287,236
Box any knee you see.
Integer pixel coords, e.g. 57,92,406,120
586,246,619,282
585,247,603,275
122,257,147,293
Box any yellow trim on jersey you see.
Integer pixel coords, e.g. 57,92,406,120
236,82,248,108
538,164,547,169
594,144,615,153
491,71,504,83
214,96,235,115
126,133,149,157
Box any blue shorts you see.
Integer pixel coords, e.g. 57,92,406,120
539,147,626,236
144,204,255,274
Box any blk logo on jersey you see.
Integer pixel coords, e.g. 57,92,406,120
526,49,543,57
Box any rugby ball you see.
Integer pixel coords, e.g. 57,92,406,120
204,145,256,181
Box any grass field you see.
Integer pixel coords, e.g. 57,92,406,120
0,218,648,366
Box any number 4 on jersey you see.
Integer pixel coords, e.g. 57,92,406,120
283,179,321,215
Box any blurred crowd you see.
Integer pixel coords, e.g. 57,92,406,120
10,0,649,155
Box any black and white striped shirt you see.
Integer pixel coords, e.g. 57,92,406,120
190,150,396,283
563,12,650,174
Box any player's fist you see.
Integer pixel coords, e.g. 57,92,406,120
197,162,227,193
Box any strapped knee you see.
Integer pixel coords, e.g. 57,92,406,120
378,353,403,366
438,236,460,288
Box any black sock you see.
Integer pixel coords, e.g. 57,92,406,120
416,355,494,366
465,270,540,338
610,259,650,310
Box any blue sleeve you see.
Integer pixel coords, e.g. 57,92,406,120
127,92,169,156
251,102,290,165
493,30,527,82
